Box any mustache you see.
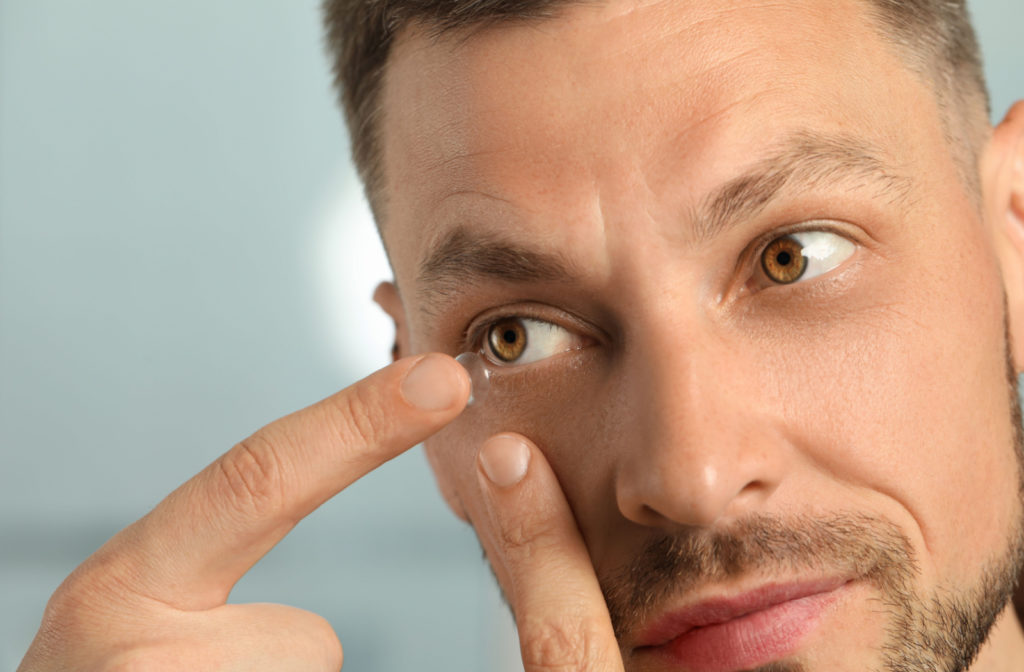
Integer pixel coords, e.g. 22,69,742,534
601,513,918,641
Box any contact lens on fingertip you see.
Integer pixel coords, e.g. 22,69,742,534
455,352,492,407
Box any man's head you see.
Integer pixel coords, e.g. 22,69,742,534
324,0,1024,669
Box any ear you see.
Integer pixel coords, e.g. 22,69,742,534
985,101,1024,371
373,281,410,362
374,280,470,522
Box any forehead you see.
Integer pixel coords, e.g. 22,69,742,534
378,0,939,279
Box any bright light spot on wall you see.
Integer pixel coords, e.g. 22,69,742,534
314,168,394,382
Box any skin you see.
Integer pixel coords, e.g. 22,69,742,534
16,0,1024,671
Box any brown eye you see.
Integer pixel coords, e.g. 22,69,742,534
487,318,528,362
761,235,807,284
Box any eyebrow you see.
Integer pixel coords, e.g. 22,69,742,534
695,131,912,244
416,226,579,313
416,132,912,313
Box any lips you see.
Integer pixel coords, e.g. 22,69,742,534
633,578,850,672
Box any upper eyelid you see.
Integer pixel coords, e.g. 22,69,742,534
744,221,856,271
750,220,850,256
465,311,551,353
463,307,597,353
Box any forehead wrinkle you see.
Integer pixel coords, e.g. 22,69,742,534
423,146,511,178
405,2,768,173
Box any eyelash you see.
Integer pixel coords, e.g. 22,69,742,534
752,221,838,262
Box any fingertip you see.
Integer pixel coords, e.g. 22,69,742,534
399,353,470,413
479,434,533,489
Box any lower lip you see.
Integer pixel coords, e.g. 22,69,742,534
647,584,847,672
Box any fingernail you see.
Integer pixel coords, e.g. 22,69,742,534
401,355,463,411
479,435,531,488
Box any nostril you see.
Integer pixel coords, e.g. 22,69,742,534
726,478,777,514
639,503,672,526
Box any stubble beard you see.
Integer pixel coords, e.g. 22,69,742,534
604,333,1024,672
875,332,1024,672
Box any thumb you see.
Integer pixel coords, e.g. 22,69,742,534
473,433,624,672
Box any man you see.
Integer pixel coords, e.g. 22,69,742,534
17,0,1024,670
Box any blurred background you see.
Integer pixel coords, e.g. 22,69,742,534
0,0,1021,668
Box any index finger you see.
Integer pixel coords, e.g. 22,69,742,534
102,354,469,610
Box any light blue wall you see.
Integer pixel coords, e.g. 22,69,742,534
977,0,1024,121
0,1,1021,669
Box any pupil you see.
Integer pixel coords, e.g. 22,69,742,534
776,251,792,266
503,330,517,344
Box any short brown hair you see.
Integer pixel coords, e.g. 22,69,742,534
322,0,990,217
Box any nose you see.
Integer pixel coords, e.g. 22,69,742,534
614,327,793,530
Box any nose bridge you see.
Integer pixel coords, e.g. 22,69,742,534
646,321,737,431
614,313,788,529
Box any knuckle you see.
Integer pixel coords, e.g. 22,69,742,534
26,569,134,669
31,590,80,649
333,384,388,448
498,518,533,551
47,568,88,615
497,516,560,561
215,433,289,519
41,563,110,631
519,613,608,672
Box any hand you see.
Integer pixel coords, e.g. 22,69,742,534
18,354,469,672
473,434,626,672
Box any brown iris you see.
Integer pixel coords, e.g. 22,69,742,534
487,318,528,362
761,235,807,284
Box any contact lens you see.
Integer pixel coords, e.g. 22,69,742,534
455,351,492,407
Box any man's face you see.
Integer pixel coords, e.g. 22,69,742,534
377,0,1024,669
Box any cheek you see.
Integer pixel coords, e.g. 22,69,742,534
424,352,618,529
777,227,1021,583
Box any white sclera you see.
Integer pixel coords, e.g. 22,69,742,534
455,352,492,407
